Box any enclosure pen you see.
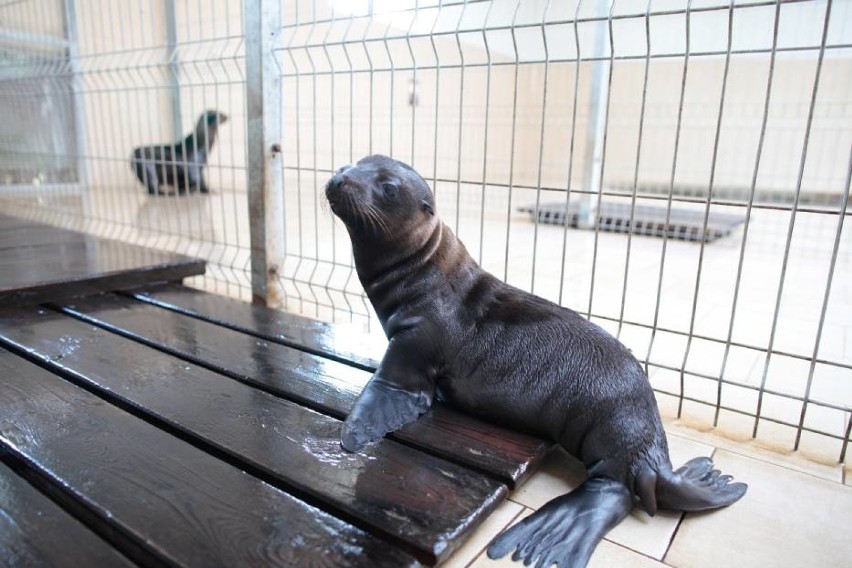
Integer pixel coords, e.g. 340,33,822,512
0,0,252,299
0,0,849,471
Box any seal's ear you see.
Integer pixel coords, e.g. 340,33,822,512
422,200,434,216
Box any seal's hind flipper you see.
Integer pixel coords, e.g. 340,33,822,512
340,377,432,452
487,477,632,568
657,456,747,512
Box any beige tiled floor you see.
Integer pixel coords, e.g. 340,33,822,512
444,420,852,568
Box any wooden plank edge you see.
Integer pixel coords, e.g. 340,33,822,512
0,259,206,309
123,285,378,372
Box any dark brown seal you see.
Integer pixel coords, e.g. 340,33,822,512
131,110,228,195
326,155,746,568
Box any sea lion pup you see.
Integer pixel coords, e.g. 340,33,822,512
327,155,746,568
131,110,228,195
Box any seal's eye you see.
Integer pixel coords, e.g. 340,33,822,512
382,182,398,198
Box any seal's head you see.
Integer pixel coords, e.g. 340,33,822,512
199,109,229,127
325,155,435,240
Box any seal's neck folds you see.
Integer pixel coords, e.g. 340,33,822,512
353,219,448,324
354,218,439,280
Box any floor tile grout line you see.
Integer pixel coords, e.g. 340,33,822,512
463,500,681,567
655,447,721,566
659,511,686,567
672,447,736,563
601,537,677,566
464,505,529,568
666,428,847,485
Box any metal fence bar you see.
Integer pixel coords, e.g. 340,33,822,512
753,0,833,438
320,8,338,321
579,0,610,231
164,0,182,141
63,0,87,191
476,0,495,265
101,0,125,242
279,0,818,32
339,7,359,324
616,0,652,337
714,0,782,426
645,0,690,376
502,0,522,284
245,0,284,306
796,149,851,449
406,4,417,168
272,43,852,75
530,0,552,294
283,2,305,313
429,1,443,207
452,1,467,235
586,0,616,318
305,4,321,315
557,0,583,307
383,3,395,157
678,0,734,418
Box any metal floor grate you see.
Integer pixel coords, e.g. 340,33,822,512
518,202,746,243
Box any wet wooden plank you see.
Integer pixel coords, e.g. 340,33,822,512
0,223,79,250
64,292,552,488
0,213,36,229
0,347,419,568
0,308,506,565
131,282,384,370
0,215,205,308
0,460,135,568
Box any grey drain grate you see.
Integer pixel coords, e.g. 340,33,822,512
518,202,746,243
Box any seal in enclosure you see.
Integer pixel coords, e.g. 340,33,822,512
131,110,228,195
326,154,746,568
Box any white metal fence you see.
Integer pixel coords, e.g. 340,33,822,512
1,0,850,465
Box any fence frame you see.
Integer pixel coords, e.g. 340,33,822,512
245,0,285,306
0,0,849,464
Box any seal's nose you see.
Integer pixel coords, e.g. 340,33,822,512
328,174,344,193
328,164,353,192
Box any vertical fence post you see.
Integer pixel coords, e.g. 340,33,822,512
63,0,88,191
579,0,611,228
164,0,182,140
245,0,284,306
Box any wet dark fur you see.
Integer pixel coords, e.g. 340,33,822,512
327,155,747,568
131,110,227,195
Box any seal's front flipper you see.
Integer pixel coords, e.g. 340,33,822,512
341,377,433,452
487,477,632,568
655,456,747,511
340,323,437,453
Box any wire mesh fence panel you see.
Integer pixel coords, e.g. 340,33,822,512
0,0,849,463
0,0,251,300
273,0,851,464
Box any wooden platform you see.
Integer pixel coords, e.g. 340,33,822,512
0,281,553,566
0,214,205,307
